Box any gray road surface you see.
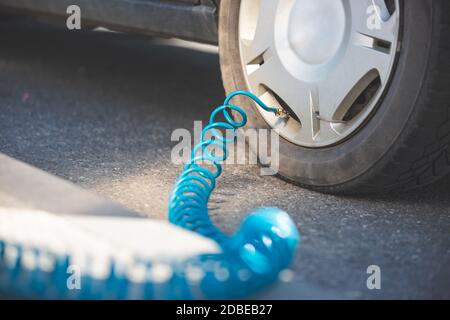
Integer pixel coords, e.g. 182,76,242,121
0,18,449,299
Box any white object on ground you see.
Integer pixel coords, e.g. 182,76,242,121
0,207,221,281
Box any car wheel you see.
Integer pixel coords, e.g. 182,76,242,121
219,0,450,193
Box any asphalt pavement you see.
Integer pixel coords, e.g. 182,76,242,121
1,18,449,299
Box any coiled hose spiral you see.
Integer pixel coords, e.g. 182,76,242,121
168,90,300,297
0,90,299,299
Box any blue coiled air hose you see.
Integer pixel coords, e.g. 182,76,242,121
168,90,300,297
0,90,299,299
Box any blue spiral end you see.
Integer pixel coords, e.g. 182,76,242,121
230,208,300,275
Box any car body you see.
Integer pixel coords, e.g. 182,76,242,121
0,0,220,44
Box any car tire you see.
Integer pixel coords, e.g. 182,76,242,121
219,0,450,194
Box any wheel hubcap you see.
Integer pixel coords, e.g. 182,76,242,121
288,0,345,65
238,0,400,147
